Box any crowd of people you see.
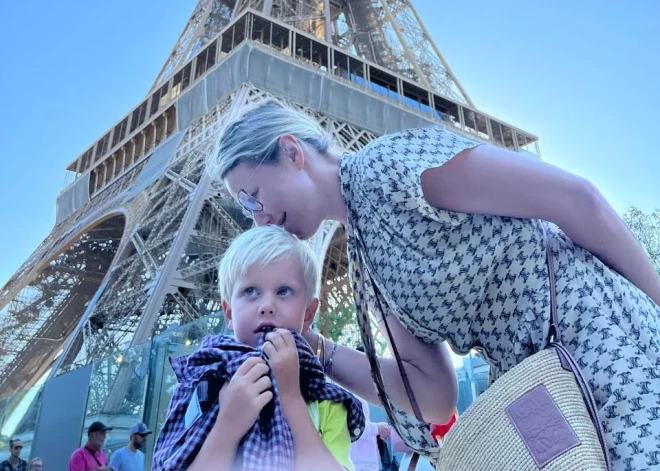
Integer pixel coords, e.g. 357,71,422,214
67,421,152,471
1,421,152,471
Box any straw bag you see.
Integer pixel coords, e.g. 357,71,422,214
355,228,611,471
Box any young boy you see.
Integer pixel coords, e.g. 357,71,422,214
153,225,364,471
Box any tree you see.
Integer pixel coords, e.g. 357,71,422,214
623,207,660,275
316,306,389,355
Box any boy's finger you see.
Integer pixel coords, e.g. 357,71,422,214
236,356,265,375
262,341,276,360
244,361,270,382
252,375,272,393
275,328,293,347
256,390,274,409
265,331,286,350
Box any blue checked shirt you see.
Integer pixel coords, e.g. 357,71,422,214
153,331,365,471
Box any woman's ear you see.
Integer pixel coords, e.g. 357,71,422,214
278,134,305,170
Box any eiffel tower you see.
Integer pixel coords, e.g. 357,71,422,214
0,0,539,461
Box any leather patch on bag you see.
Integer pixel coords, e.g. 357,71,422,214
506,385,581,467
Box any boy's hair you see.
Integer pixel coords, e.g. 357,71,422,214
218,225,320,303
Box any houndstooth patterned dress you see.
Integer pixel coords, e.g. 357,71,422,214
339,128,660,471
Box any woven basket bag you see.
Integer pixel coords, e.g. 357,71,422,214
354,226,611,471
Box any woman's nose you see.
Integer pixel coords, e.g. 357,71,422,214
253,211,270,226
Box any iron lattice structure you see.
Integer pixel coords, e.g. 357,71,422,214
0,1,539,401
153,0,472,105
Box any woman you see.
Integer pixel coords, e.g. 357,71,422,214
210,98,660,470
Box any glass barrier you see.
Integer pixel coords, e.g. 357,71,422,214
0,307,498,468
0,385,44,463
142,314,227,468
81,341,152,455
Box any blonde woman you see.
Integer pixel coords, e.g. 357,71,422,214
210,98,660,470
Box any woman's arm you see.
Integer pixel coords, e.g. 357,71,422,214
421,144,660,306
306,318,458,425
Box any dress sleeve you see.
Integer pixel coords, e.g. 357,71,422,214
355,127,482,226
317,401,355,471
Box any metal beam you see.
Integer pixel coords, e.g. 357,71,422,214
127,88,249,348
379,0,433,90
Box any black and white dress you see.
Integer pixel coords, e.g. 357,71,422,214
339,127,660,470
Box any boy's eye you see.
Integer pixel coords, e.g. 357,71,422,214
244,287,258,296
277,287,292,296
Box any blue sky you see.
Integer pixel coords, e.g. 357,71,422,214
0,0,658,288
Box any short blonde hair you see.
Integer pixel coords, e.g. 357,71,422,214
218,225,320,304
207,98,332,181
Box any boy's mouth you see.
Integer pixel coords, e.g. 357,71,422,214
254,323,277,334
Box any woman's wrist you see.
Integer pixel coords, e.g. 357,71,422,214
322,338,338,374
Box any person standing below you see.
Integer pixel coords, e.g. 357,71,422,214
27,458,43,471
349,397,389,471
1,438,28,471
108,423,151,471
68,421,112,471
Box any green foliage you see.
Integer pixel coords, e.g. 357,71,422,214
623,207,660,275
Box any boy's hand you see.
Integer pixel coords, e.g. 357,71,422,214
263,329,301,400
216,357,273,442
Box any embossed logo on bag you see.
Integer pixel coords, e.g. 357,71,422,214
506,385,581,467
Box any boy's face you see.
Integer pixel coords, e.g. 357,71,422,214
223,254,318,347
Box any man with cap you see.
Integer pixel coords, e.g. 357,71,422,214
108,422,151,471
68,421,112,471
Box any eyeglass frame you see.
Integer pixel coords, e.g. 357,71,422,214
237,189,263,219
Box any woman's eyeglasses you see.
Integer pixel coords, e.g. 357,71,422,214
237,189,263,219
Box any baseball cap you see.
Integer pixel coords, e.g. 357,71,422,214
88,421,113,434
129,422,152,436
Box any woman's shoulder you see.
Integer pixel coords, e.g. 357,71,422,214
340,126,480,199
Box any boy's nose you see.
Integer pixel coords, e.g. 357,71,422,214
259,306,274,315
259,296,275,315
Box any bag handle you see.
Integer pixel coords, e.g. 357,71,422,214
544,226,560,345
352,231,424,471
353,231,424,423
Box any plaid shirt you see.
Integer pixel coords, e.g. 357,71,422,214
153,331,365,471
0,459,28,471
